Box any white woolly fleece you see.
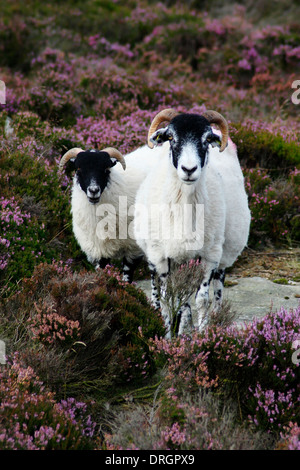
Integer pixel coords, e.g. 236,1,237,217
134,138,251,275
71,145,161,264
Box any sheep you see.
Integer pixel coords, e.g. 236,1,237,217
59,145,161,282
133,108,251,337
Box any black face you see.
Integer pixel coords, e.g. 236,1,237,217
72,151,117,204
151,114,222,181
168,114,216,169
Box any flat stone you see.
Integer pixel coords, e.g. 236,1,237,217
222,276,300,325
136,276,300,327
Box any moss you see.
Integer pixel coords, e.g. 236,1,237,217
273,278,289,285
224,280,239,287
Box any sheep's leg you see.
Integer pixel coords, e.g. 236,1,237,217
150,267,193,337
195,262,217,329
158,272,172,339
94,258,111,270
148,263,160,310
122,256,143,283
153,259,171,339
168,298,193,336
212,269,225,311
177,301,193,336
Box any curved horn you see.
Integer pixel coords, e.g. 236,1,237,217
103,147,126,170
148,108,179,148
202,110,228,152
59,147,83,169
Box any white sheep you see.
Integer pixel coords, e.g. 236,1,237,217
134,109,251,336
59,145,160,282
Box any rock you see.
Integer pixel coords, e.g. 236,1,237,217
222,276,300,325
136,276,300,327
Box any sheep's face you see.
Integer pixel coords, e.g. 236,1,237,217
72,151,117,204
150,114,221,185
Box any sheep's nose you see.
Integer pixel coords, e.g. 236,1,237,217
87,185,100,199
181,165,198,176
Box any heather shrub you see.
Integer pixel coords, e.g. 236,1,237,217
152,259,237,338
0,262,165,399
104,304,300,449
28,48,82,125
231,123,300,170
244,167,300,246
0,132,87,294
278,422,300,451
157,259,204,337
242,308,300,433
29,302,81,347
141,19,206,69
0,355,96,450
0,17,42,72
153,334,218,395
151,305,300,437
156,258,238,337
104,389,269,450
0,194,70,293
0,111,43,141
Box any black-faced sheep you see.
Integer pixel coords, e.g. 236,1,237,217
60,145,161,282
134,109,251,336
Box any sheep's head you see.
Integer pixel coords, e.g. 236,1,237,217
59,147,126,204
148,109,228,185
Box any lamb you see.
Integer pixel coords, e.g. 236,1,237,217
59,145,160,282
133,108,251,336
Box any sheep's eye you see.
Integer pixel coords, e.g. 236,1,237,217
206,136,212,143
168,135,173,141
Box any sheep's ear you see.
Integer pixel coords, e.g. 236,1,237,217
149,127,169,147
206,133,222,149
64,157,77,175
109,158,118,167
